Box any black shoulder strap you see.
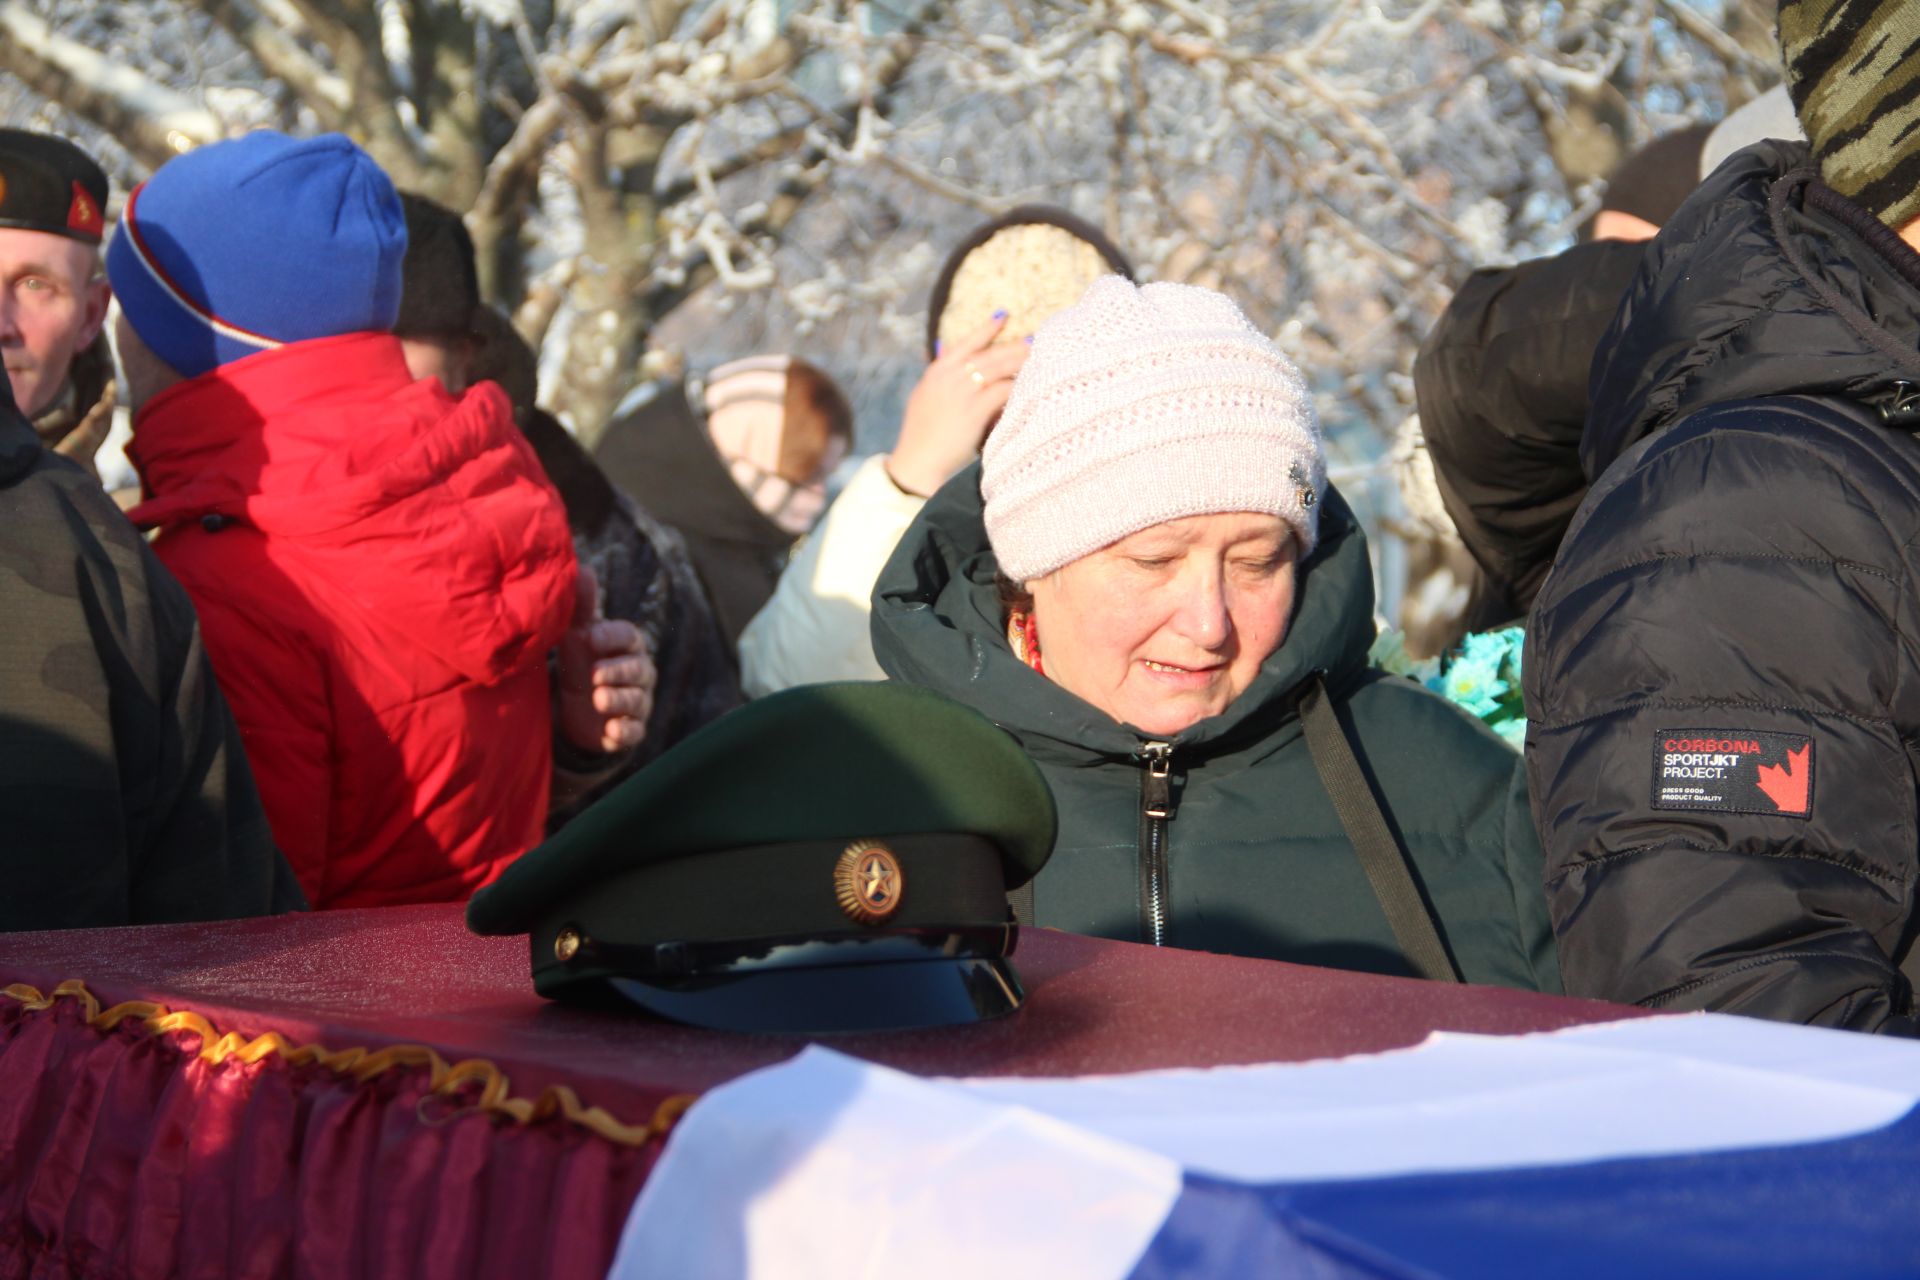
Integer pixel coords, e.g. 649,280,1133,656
1298,675,1462,983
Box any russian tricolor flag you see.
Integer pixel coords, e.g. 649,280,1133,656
614,1015,1920,1278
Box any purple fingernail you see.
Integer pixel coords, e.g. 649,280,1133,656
1024,335,1034,345
934,339,944,355
992,309,1008,321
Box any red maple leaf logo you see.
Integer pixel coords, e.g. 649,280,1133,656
1755,744,1811,814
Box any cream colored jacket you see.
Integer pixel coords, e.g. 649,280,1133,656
737,454,928,696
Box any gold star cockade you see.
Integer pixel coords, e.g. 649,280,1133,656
835,839,905,926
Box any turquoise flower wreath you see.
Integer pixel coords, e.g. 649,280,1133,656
1369,624,1526,750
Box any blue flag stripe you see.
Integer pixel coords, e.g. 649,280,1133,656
1133,1101,1920,1279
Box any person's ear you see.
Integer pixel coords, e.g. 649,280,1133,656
79,278,111,347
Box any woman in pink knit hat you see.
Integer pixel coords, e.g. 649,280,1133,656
872,276,1557,991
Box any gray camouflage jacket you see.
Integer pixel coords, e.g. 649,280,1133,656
0,382,304,927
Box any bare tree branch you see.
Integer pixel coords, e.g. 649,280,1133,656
0,2,217,169
402,0,486,202
281,0,421,176
637,22,929,322
198,0,350,130
1655,0,1779,74
652,115,815,205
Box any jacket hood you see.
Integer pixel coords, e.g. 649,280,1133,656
1583,139,1920,480
593,379,795,557
127,332,576,683
870,461,1377,766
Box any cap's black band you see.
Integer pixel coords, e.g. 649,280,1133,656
536,831,1014,949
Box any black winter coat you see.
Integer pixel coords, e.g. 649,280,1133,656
0,380,304,927
1527,140,1920,1034
1415,238,1645,626
518,407,740,823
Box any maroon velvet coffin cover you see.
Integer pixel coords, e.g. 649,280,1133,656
0,904,1639,1279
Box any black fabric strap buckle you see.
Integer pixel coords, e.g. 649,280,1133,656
1877,383,1920,430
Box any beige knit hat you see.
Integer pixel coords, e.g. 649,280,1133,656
935,223,1118,351
982,276,1324,583
925,205,1133,358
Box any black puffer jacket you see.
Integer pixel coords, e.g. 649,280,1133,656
1415,239,1645,627
1527,140,1920,1034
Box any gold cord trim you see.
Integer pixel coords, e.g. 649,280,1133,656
2,980,695,1148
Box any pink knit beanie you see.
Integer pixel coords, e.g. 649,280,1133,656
981,276,1324,583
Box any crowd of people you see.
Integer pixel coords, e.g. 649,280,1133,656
4,0,1918,1037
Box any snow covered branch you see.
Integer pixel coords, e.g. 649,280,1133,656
0,0,1776,460
0,2,218,167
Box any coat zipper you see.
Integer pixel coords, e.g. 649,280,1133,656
1137,740,1175,946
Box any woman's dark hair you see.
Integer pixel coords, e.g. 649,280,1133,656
995,572,1033,623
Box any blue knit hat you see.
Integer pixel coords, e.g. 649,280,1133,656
106,131,407,379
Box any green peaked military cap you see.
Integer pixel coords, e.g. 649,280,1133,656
468,681,1059,1033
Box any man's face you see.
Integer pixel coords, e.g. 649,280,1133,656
399,333,479,398
0,228,108,417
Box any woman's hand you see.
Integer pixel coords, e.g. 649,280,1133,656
884,312,1030,498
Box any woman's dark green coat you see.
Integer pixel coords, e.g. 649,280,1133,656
871,466,1558,992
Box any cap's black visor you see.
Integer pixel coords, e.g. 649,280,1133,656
606,953,1024,1034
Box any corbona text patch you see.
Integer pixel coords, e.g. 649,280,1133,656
1651,729,1813,818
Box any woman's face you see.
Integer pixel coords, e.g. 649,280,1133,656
1027,512,1298,737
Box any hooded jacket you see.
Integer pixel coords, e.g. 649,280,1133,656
0,374,303,927
593,380,798,649
737,454,925,694
128,333,577,908
1527,141,1920,1033
872,467,1558,990
1414,238,1646,627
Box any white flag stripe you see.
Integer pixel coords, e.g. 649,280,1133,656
613,1015,1920,1279
1549,1009,1920,1092
956,1014,1920,1181
613,1045,1181,1280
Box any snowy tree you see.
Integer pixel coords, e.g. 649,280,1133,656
0,0,1780,622
0,0,940,435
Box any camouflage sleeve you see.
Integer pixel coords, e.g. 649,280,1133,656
128,534,307,919
0,448,302,927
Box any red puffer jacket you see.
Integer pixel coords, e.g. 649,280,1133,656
128,333,577,908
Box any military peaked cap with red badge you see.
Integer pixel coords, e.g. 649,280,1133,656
467,681,1058,1034
0,130,108,244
